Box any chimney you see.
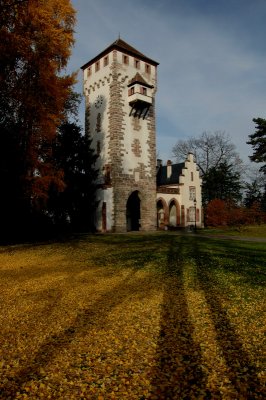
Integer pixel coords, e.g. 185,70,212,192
187,152,194,162
157,159,162,168
167,160,172,178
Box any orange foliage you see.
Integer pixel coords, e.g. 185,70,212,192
205,199,266,227
0,0,76,206
205,199,228,226
245,202,266,225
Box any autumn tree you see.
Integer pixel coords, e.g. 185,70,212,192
247,118,266,174
205,199,228,226
205,199,247,227
0,0,76,236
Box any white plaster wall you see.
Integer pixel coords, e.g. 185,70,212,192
83,61,112,179
83,51,157,180
104,187,114,231
179,154,202,212
156,154,203,227
115,51,157,177
83,48,158,230
95,187,114,231
121,106,150,176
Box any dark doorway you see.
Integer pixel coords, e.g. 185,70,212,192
102,202,107,232
126,191,141,231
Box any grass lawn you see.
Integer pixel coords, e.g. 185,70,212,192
0,233,265,399
200,224,266,238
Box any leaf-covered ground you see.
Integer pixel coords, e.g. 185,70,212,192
0,233,265,399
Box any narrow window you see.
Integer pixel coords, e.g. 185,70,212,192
103,56,109,66
189,187,196,200
129,86,135,95
95,61,100,72
87,67,92,77
97,140,101,155
191,172,194,181
104,165,111,184
188,207,196,222
102,202,107,231
123,55,129,64
134,59,140,69
96,113,101,133
145,64,151,74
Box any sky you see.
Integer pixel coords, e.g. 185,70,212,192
67,0,266,165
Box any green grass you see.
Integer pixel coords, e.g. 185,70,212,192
0,233,265,399
201,223,266,238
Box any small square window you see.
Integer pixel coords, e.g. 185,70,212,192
142,87,147,95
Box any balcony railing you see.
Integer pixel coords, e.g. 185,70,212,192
128,92,152,105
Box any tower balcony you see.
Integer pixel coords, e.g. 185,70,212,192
128,92,153,106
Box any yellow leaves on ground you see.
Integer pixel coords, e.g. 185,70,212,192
0,234,265,399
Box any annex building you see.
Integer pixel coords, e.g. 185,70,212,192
81,38,203,232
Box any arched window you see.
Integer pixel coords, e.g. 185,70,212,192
157,198,168,229
188,206,196,222
169,203,177,227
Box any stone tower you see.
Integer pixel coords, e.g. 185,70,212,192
81,38,159,232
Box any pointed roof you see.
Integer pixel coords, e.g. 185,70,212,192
128,72,154,88
112,38,147,58
81,38,159,70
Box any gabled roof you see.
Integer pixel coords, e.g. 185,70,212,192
128,72,154,88
157,163,185,186
81,38,159,70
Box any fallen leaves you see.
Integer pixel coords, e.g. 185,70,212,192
0,234,265,399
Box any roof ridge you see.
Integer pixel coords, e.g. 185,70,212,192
111,38,147,58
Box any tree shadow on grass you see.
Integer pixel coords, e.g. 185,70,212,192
192,238,265,399
71,232,170,268
197,237,266,288
149,238,211,399
0,267,155,398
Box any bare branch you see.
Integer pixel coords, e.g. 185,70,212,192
172,131,242,177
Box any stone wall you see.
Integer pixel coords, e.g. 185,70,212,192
108,59,157,232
